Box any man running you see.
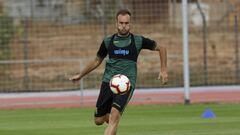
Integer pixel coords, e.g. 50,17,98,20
69,9,168,135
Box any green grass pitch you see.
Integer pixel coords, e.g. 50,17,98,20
0,104,240,135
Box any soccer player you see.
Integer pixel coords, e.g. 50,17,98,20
69,9,168,135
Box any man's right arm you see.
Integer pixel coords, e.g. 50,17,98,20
69,40,108,82
69,56,104,82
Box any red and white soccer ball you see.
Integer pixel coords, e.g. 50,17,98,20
109,74,131,95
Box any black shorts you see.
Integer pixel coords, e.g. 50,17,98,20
94,82,134,117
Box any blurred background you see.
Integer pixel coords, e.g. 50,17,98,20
0,0,239,92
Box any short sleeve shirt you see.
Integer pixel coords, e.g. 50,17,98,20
97,34,156,88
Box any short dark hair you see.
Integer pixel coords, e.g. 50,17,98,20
116,9,131,19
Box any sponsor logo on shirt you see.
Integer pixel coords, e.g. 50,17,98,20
114,49,129,56
113,41,119,44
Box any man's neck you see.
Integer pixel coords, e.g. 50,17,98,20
117,32,130,37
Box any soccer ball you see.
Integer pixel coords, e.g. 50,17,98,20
109,74,131,95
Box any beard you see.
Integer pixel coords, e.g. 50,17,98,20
118,28,130,36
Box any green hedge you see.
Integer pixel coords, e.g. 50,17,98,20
0,15,14,60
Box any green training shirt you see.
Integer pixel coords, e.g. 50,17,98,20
97,33,156,88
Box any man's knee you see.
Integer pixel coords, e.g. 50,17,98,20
109,107,121,124
94,114,109,126
94,117,105,125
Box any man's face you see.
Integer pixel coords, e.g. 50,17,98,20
116,14,131,36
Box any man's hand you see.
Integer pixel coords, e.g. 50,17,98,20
69,74,81,83
158,70,168,85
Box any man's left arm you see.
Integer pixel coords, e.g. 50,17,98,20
141,36,168,85
154,44,168,85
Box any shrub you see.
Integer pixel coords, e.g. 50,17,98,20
0,15,14,60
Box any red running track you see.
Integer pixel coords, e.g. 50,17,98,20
0,86,240,109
